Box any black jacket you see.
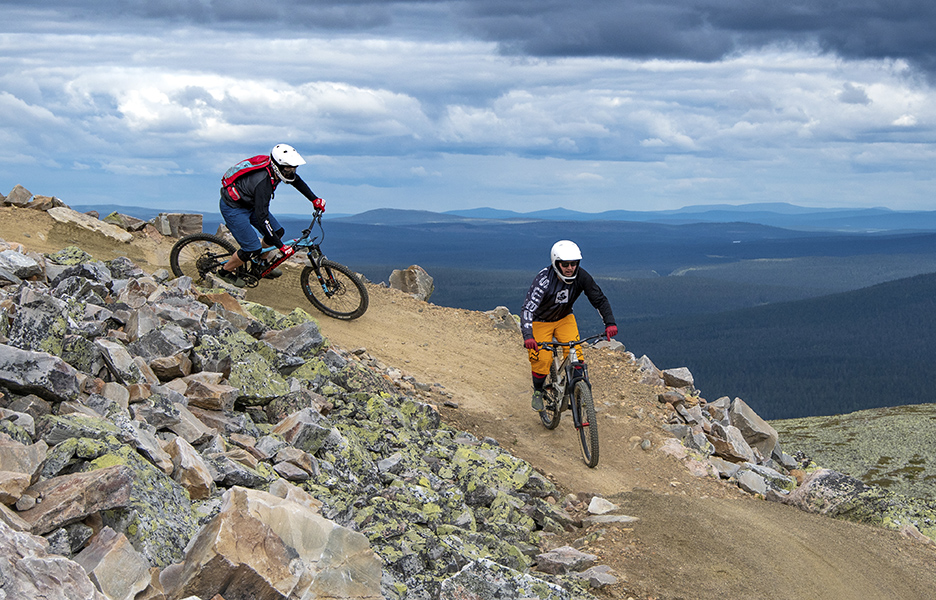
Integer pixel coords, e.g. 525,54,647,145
221,168,318,247
520,266,615,340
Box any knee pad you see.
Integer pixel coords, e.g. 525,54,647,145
236,248,261,263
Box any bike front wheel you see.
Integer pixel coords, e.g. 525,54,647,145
300,260,369,320
539,360,562,430
574,380,599,468
169,233,236,282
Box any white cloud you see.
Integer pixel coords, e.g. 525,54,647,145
0,26,933,213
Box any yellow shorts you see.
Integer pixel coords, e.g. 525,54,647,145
527,314,580,376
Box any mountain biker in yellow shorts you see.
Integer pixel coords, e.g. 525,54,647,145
521,240,617,411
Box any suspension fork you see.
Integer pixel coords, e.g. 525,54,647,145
567,360,591,428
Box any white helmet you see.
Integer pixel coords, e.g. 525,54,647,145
270,143,306,182
550,240,582,283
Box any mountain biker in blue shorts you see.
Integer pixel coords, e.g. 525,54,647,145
217,144,326,287
521,240,617,411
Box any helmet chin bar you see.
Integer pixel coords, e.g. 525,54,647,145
271,162,296,183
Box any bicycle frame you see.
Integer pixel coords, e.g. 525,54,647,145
540,334,601,429
249,210,330,280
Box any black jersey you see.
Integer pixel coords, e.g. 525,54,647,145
520,266,615,340
221,169,318,247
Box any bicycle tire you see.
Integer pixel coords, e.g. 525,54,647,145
574,380,599,468
169,233,236,282
300,260,369,320
539,359,562,430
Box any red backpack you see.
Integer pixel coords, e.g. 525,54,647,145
221,155,276,201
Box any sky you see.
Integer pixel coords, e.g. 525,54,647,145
1,0,935,216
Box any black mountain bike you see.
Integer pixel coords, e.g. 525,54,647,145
538,335,602,468
169,210,368,320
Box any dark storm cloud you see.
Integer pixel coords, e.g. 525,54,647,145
455,0,936,73
15,0,936,73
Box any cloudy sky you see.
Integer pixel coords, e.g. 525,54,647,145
1,0,935,216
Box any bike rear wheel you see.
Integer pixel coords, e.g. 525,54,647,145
539,359,562,430
169,233,236,282
300,260,369,320
574,380,599,468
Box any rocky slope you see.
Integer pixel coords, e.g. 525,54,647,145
1,190,936,599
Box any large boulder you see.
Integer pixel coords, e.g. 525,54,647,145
389,265,434,301
160,486,383,600
0,519,107,599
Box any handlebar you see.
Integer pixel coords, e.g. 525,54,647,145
298,210,326,244
537,334,604,350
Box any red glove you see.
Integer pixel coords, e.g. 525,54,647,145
605,325,618,340
279,245,295,258
524,338,539,351
312,197,325,212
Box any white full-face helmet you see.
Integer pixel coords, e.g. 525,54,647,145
270,143,306,182
550,240,582,283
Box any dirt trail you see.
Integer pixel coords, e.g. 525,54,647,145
4,205,936,600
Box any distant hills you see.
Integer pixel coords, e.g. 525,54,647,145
439,203,936,232
75,201,936,233
624,272,936,420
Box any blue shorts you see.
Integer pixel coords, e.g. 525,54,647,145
219,198,283,253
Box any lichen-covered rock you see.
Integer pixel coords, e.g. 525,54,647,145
86,441,199,567
781,468,936,541
7,293,71,356
439,558,587,600
0,344,82,403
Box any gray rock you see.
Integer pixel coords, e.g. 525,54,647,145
72,527,152,600
535,545,598,574
735,469,768,496
662,366,694,388
0,519,107,599
127,325,193,360
389,264,434,301
574,564,619,588
46,207,133,243
7,293,71,355
708,422,756,463
0,344,81,402
5,184,32,207
273,407,333,455
95,338,147,385
261,320,325,358
161,486,382,600
0,249,42,279
729,397,779,459
149,213,203,237
440,558,575,600
18,465,134,535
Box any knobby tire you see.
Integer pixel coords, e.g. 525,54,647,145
574,380,599,468
169,233,236,282
300,260,369,320
539,358,562,430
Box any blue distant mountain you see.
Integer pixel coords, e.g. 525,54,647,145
443,203,936,232
72,202,936,233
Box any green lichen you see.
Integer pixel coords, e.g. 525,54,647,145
46,246,93,265
84,442,198,568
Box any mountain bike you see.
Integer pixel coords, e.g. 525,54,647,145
169,210,368,320
537,334,602,468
